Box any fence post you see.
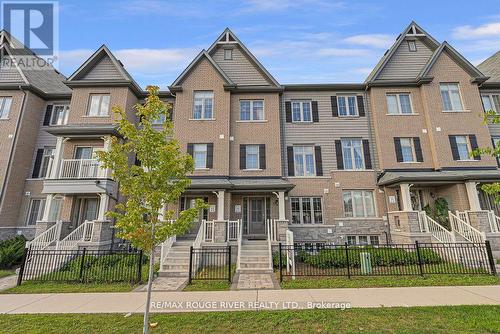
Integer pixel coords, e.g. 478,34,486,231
188,246,193,284
279,242,283,283
227,246,232,283
78,248,87,282
137,250,144,284
345,242,351,279
415,241,424,277
485,240,497,276
16,247,29,286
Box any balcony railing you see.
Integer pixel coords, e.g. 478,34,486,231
59,159,106,179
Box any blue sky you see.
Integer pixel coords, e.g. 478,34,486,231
53,0,500,88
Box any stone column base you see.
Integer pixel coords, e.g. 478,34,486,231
91,220,113,243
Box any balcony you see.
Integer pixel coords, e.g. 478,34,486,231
59,159,105,179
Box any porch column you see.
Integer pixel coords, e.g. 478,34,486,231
215,190,225,221
97,193,110,221
399,183,413,211
49,137,65,179
40,194,54,222
277,191,286,220
465,181,481,211
102,137,112,178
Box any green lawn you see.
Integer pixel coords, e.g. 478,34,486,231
1,281,139,294
279,274,500,289
183,280,231,291
0,269,15,279
0,306,498,333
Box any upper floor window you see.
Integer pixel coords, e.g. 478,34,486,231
481,94,500,114
88,94,110,116
386,93,413,114
51,105,69,125
293,146,315,176
440,83,464,111
343,190,376,218
245,145,260,169
449,135,479,161
152,114,166,125
32,147,55,178
193,91,213,119
240,100,264,121
341,138,364,170
291,197,323,224
0,97,13,119
407,40,417,52
224,49,232,60
292,101,312,122
400,138,416,162
337,96,358,117
193,144,208,169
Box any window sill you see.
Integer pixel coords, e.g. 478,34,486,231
242,168,262,171
442,110,470,113
189,118,216,121
338,115,360,119
291,121,314,124
194,168,211,171
400,161,421,164
288,176,331,179
338,169,371,171
289,223,324,227
83,115,110,118
385,113,419,116
456,159,480,162
0,118,10,121
336,217,381,221
236,120,268,123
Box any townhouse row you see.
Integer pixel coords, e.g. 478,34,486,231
1,22,500,253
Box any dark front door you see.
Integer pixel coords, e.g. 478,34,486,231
249,197,266,235
72,197,99,226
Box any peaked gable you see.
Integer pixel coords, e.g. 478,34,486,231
478,51,500,83
0,46,28,83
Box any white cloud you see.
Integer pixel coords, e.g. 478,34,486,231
343,34,393,48
241,0,344,12
452,22,500,39
317,48,370,57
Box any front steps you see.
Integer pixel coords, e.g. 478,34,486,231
158,238,194,277
238,239,272,273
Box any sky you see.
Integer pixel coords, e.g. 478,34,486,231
50,0,500,88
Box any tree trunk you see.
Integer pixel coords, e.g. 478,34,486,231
143,224,156,334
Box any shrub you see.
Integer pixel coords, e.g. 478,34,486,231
0,235,26,269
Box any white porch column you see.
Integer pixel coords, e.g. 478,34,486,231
98,193,110,221
399,183,413,211
41,194,54,222
49,137,65,179
102,137,112,178
465,181,481,211
215,190,225,221
277,191,286,220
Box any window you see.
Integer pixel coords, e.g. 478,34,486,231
293,146,315,176
408,40,417,52
291,101,312,122
74,147,94,159
88,94,110,116
193,144,208,169
337,96,358,116
342,138,365,170
440,83,463,111
400,138,416,163
386,93,413,114
240,100,264,121
0,97,13,119
291,197,323,224
39,147,55,178
26,199,45,225
454,135,472,160
193,91,214,119
343,190,376,217
50,105,68,125
481,94,500,114
224,49,232,60
347,235,379,245
48,197,62,221
152,114,166,125
245,145,260,169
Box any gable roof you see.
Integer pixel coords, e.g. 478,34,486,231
477,51,500,84
365,21,440,83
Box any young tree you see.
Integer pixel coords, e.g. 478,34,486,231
472,109,500,202
96,86,205,334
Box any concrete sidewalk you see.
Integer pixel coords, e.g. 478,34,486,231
0,285,499,314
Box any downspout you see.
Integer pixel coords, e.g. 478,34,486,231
0,85,27,214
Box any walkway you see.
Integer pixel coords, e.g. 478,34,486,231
0,275,17,292
134,277,188,292
0,285,498,314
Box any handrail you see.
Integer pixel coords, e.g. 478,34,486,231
160,220,176,265
487,210,500,233
449,211,485,244
193,220,205,249
419,211,455,243
285,229,295,279
26,220,62,250
236,219,243,271
203,220,214,242
266,219,273,270
58,220,94,250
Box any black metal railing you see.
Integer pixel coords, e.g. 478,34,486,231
275,241,497,282
188,246,232,284
17,248,144,285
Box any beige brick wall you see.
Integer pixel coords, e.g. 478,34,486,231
61,139,104,160
229,93,281,176
173,58,230,176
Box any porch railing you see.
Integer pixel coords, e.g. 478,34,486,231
203,220,214,242
227,220,239,241
487,210,500,233
26,220,62,250
59,159,105,179
57,220,94,250
236,219,243,271
265,219,273,270
449,211,485,244
418,211,455,243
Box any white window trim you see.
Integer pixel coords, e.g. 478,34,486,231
341,138,366,170
192,91,214,120
50,105,69,125
245,145,260,170
290,197,323,224
87,94,110,117
399,137,417,163
481,94,499,114
347,235,380,245
386,93,414,115
291,100,313,123
407,40,417,52
343,190,377,218
0,96,13,119
337,95,359,117
26,198,46,226
239,100,265,121
293,145,316,177
454,135,477,161
193,144,208,169
440,83,467,112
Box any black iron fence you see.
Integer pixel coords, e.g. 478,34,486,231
188,246,232,284
275,241,497,282
17,248,144,285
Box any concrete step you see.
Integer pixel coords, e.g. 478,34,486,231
162,263,189,271
240,255,270,262
158,270,189,277
171,245,191,250
237,268,273,274
173,240,194,246
239,261,270,269
240,250,269,255
164,257,189,264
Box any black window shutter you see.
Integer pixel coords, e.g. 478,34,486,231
134,154,142,166
314,146,323,176
32,149,44,178
179,197,185,211
187,144,194,157
331,96,338,117
413,137,423,162
259,144,266,169
206,143,214,168
285,101,292,122
357,96,365,117
287,146,295,176
168,108,174,122
394,138,403,162
312,101,319,122
335,140,344,170
240,145,246,170
362,139,372,169
449,136,460,161
43,105,53,126
469,135,480,160
492,138,500,166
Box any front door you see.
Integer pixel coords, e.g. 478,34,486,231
72,197,99,226
248,197,266,235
